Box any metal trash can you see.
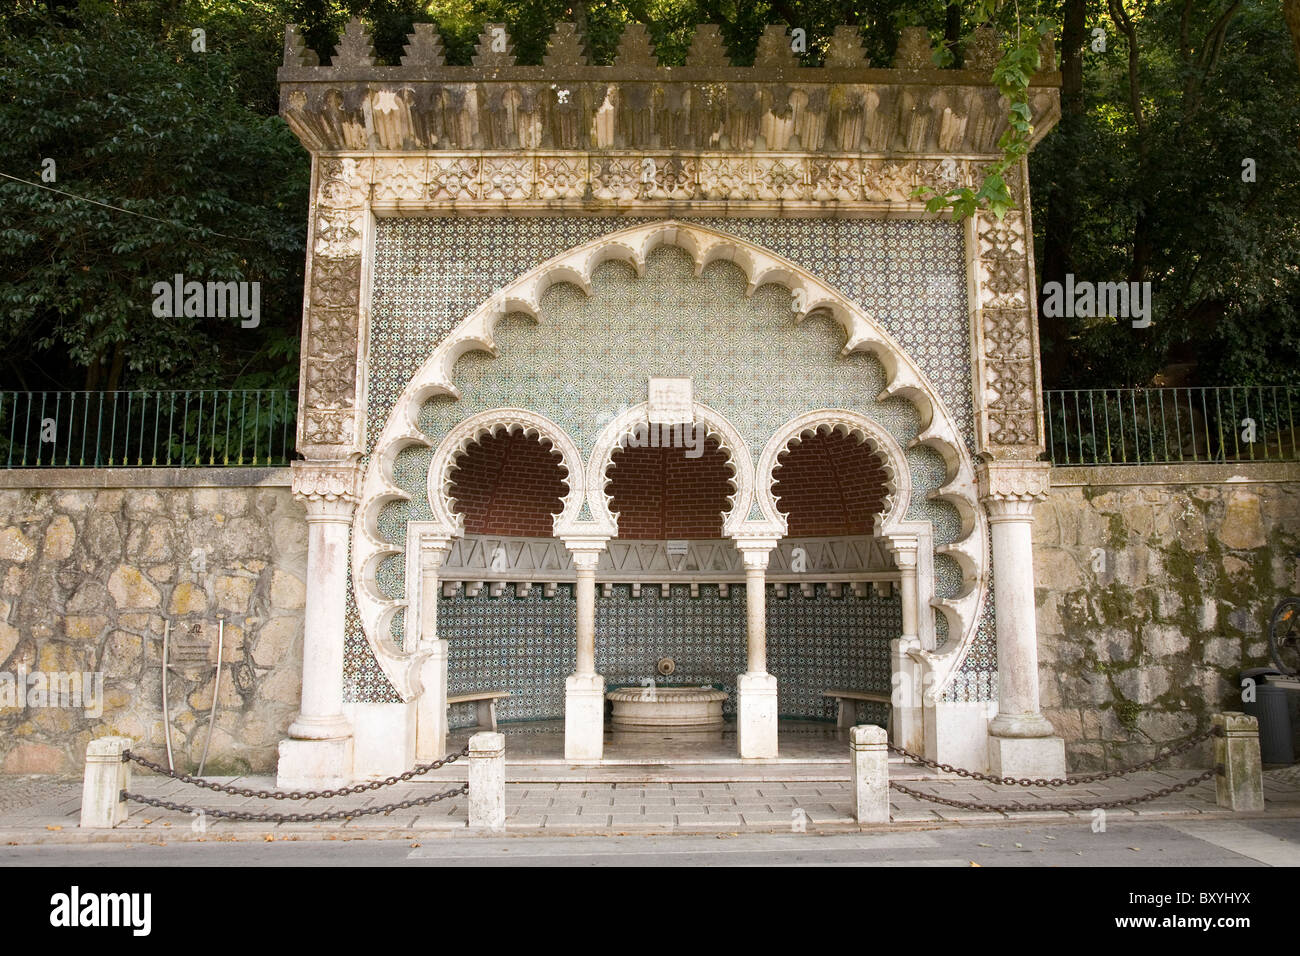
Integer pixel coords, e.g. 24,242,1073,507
1241,667,1300,764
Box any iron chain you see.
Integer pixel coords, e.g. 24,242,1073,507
120,744,470,800
120,783,469,824
886,725,1219,788
889,767,1219,813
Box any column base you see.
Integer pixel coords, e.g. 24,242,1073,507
736,672,778,759
286,713,352,741
415,640,449,761
988,734,1066,778
277,736,354,789
988,712,1058,738
565,673,605,761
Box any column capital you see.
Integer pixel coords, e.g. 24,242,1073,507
562,535,608,571
416,531,454,568
884,533,920,566
732,535,779,569
292,459,362,519
976,459,1051,509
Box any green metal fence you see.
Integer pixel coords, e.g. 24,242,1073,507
1046,386,1299,466
0,390,296,467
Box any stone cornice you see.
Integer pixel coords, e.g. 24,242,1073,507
279,21,1061,157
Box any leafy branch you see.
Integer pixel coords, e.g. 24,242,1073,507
913,7,1053,221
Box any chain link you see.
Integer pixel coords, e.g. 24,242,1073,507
120,745,469,800
886,725,1219,787
120,783,469,824
890,767,1219,813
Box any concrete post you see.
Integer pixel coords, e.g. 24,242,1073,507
851,725,890,824
1214,712,1265,812
80,736,132,829
468,731,506,831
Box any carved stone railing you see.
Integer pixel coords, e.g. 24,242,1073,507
437,535,899,599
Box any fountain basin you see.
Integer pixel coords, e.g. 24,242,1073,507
606,686,728,732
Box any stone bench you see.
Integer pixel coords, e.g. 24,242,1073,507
823,689,891,731
448,690,511,731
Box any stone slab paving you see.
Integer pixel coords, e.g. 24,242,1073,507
2,767,1297,843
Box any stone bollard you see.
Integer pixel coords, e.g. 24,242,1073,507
1214,712,1265,812
851,724,890,824
80,736,132,829
467,731,506,832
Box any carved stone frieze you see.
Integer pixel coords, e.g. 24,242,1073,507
428,156,479,200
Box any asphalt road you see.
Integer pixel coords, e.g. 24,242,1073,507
3,818,1297,866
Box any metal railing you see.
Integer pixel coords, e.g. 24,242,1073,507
0,390,296,468
1046,386,1299,466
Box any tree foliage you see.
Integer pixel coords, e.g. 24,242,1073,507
0,0,1296,393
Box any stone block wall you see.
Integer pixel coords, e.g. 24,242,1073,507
2,462,1296,778
1035,463,1300,770
0,470,305,777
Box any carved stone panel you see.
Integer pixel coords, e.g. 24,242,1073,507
299,158,369,457
971,200,1043,457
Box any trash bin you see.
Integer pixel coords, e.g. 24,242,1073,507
1241,667,1300,764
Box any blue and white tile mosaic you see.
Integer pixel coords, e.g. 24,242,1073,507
440,582,898,729
344,215,997,704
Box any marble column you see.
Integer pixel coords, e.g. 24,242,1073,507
278,460,361,788
978,460,1066,776
886,535,925,754
415,537,452,761
563,539,608,761
735,539,779,759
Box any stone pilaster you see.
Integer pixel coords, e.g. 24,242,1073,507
978,459,1065,776
886,534,925,753
414,534,452,761
278,459,361,788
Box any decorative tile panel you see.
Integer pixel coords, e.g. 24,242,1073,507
437,583,899,726
344,215,998,701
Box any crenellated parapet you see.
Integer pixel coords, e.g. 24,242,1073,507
278,20,1060,156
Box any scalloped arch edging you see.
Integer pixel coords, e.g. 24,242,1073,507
353,219,986,701
757,409,988,698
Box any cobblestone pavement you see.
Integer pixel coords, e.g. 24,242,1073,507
2,765,1298,842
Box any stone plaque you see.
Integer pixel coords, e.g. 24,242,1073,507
647,377,692,424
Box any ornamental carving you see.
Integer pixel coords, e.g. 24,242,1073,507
536,156,587,198
280,20,1061,157
428,157,479,200
291,459,362,506
862,160,914,202
972,206,1042,455
976,459,1052,503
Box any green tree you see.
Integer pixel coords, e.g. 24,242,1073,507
0,4,308,391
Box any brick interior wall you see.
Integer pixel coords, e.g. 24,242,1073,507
774,431,888,536
607,437,734,538
448,432,568,536
446,430,888,540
